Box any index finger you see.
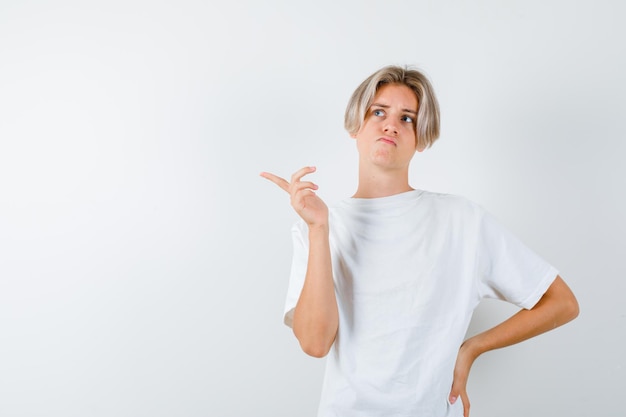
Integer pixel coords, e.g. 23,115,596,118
260,171,290,193
291,166,317,184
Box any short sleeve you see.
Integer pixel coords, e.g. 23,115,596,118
475,208,558,309
283,221,309,328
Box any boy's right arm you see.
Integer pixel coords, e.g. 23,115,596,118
260,167,339,358
293,222,338,357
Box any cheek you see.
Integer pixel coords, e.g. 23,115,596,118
403,126,417,142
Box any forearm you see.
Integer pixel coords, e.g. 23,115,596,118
292,224,338,358
463,276,579,360
450,276,579,412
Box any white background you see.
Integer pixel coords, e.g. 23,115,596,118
0,1,624,416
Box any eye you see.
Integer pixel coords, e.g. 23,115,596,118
372,109,385,117
401,115,414,124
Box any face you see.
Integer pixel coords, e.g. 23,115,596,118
352,83,421,172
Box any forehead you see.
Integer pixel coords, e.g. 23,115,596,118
372,83,418,110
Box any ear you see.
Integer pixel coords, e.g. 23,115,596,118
416,141,426,153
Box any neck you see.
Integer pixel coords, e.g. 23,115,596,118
353,165,413,198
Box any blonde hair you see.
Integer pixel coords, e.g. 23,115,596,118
344,65,440,149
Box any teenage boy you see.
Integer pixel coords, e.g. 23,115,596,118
261,65,578,417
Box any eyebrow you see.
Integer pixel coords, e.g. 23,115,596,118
371,103,417,115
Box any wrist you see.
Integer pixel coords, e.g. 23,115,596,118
461,336,484,362
308,223,329,234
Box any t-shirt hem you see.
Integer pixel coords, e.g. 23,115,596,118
518,266,559,309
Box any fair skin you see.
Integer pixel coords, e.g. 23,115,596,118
350,83,425,198
261,83,579,416
260,166,337,358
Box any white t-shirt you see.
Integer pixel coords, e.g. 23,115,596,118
284,190,558,417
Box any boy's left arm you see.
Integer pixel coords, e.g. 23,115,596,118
449,275,579,417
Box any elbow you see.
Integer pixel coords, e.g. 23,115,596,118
300,341,332,358
296,332,335,358
554,291,580,327
294,328,336,358
564,293,580,323
560,280,580,324
292,314,338,358
549,276,580,325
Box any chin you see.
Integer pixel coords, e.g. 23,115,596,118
370,152,410,168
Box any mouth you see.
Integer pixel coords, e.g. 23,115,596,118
377,137,397,146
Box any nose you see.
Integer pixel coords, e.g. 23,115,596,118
383,122,398,136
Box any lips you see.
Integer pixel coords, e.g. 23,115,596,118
377,137,397,146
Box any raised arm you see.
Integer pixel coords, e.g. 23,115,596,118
449,275,579,416
260,167,338,358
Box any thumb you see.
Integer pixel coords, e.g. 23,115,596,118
449,390,459,405
449,377,461,404
449,381,470,417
